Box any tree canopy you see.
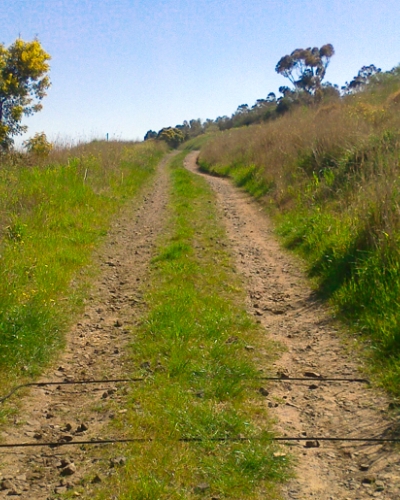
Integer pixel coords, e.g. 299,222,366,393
344,64,382,94
275,44,335,94
0,38,51,149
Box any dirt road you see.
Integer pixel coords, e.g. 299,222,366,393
184,151,400,500
0,151,399,499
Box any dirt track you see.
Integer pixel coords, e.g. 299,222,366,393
184,151,400,500
0,154,171,498
0,151,399,499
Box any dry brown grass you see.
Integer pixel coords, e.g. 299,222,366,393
200,79,400,214
199,76,400,394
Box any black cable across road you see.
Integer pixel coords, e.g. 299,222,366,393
0,376,398,450
0,378,144,404
0,375,370,404
259,376,370,383
0,435,399,449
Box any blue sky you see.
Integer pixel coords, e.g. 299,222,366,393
1,0,399,144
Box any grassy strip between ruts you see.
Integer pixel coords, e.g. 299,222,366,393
0,141,165,406
91,151,289,500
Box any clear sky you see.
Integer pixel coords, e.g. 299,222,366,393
1,0,399,144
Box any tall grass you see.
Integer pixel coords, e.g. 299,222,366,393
199,71,400,395
0,140,166,388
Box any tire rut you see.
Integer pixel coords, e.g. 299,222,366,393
185,151,400,500
0,154,172,499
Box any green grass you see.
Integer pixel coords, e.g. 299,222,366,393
201,147,400,396
0,141,166,390
197,78,400,398
91,152,289,500
198,160,273,199
277,208,400,394
178,134,215,152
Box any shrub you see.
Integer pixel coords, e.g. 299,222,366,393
23,132,53,157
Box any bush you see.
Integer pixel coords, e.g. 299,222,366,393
23,132,53,157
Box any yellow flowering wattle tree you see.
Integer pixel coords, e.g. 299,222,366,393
0,38,51,149
23,131,53,157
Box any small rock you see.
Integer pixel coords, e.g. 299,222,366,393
308,384,319,390
304,371,321,378
114,319,123,327
362,476,375,485
225,336,238,344
259,388,269,397
57,458,72,468
1,479,15,491
59,434,74,443
244,345,254,351
91,474,102,484
6,486,21,495
194,483,210,494
359,463,370,471
76,422,89,433
110,456,127,467
60,463,76,476
304,440,320,448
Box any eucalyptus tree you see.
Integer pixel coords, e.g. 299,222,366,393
275,44,335,94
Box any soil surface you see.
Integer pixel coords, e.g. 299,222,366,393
0,154,171,499
184,151,400,500
1,151,400,500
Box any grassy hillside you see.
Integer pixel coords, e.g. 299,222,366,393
198,68,400,396
0,140,166,394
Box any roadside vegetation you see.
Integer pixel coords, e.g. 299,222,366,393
92,151,289,500
198,65,400,396
0,140,166,397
